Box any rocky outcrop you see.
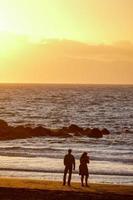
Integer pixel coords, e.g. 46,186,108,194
68,124,83,133
88,128,103,138
31,126,51,136
101,128,110,135
0,119,8,128
82,128,91,136
0,119,111,140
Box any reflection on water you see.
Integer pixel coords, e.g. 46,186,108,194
0,84,133,185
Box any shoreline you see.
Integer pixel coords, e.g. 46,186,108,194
0,177,132,200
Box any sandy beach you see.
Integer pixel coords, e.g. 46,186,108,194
0,177,132,200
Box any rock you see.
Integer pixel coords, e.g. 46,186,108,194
0,119,11,139
101,128,110,135
13,125,32,137
73,132,82,136
60,127,69,134
0,119,111,140
88,128,103,138
31,126,51,136
0,119,8,129
124,129,132,133
55,128,72,137
82,128,91,136
68,124,83,133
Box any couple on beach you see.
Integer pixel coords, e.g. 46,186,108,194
63,149,89,187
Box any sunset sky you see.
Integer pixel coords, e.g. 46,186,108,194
0,0,133,84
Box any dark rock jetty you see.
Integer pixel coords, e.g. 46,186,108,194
0,119,110,140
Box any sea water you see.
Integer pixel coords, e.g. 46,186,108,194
0,84,133,185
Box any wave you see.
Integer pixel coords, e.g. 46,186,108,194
91,156,133,164
0,150,132,165
0,167,133,177
0,147,61,153
0,146,55,151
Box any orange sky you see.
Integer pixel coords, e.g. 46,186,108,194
0,0,133,84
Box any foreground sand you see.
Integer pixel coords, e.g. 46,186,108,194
0,177,132,200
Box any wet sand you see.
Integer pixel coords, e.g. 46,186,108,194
0,177,132,200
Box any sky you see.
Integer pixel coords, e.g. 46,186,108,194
0,0,133,84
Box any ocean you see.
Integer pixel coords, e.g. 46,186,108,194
0,84,133,185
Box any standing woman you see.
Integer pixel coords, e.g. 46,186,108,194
79,152,90,187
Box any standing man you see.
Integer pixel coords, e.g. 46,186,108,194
63,149,75,186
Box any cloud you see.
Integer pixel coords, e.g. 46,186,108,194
0,37,133,83
34,39,133,62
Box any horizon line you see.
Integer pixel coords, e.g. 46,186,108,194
0,82,133,86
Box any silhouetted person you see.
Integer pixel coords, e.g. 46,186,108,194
79,152,90,187
63,149,75,186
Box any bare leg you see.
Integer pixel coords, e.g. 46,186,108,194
63,167,68,185
68,168,72,186
85,175,88,187
81,175,84,186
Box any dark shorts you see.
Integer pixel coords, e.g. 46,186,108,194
64,166,72,174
